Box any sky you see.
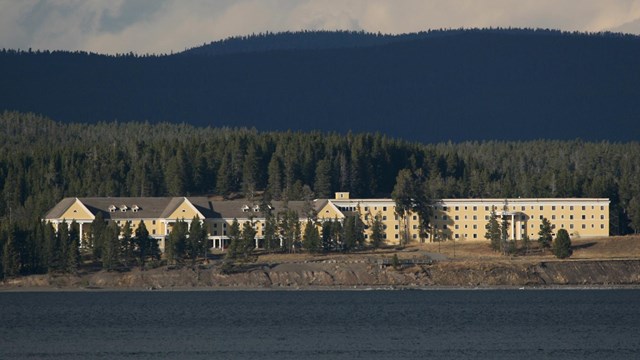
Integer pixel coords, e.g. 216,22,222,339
2,0,640,54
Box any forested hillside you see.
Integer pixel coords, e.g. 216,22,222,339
2,29,640,142
1,111,639,235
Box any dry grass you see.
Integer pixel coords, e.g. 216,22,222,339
247,235,640,264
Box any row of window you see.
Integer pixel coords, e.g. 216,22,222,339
437,205,606,212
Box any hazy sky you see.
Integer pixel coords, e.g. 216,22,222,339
2,0,640,54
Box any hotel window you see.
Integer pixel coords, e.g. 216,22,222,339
473,206,477,211
443,206,448,211
455,206,459,211
552,224,556,229
540,206,544,210
455,225,459,229
473,225,477,229
473,215,477,220
382,207,387,211
152,229,156,235
570,206,574,210
570,224,574,229
455,234,459,239
395,234,399,239
443,224,448,229
582,224,586,229
413,234,417,239
552,215,556,220
521,206,525,211
443,215,448,220
485,216,489,220
152,220,156,225
473,234,477,239
539,215,543,219
364,207,369,211
382,216,387,220
582,206,586,211
484,206,489,211
601,224,605,229
569,215,574,220
464,206,468,210
582,215,586,220
383,225,387,230
412,215,417,220
455,215,459,220
413,225,418,229
552,206,556,210
600,215,605,220
395,225,399,229
601,206,604,210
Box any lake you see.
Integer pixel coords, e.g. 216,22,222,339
0,289,638,359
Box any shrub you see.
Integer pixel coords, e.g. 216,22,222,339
552,229,572,259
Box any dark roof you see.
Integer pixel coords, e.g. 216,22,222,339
45,197,175,220
44,196,327,221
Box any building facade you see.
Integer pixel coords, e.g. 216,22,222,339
44,193,609,251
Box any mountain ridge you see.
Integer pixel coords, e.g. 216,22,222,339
1,29,639,143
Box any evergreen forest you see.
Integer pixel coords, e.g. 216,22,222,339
1,111,640,278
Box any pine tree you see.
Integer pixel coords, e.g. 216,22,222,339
101,221,120,270
2,231,20,277
370,212,385,249
314,159,332,198
187,217,207,266
120,221,134,267
226,219,241,260
66,221,80,273
166,219,188,265
302,219,321,253
552,229,572,259
240,220,257,260
538,217,553,249
134,221,153,268
485,209,501,252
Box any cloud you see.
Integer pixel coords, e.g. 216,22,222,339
1,0,639,54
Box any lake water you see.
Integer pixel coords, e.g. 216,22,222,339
1,289,638,359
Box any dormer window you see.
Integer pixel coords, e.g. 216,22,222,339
242,205,250,212
132,205,140,212
120,205,128,212
253,205,260,212
108,205,117,212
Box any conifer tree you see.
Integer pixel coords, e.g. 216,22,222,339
370,212,385,249
2,231,20,277
226,219,241,260
485,209,501,251
552,229,572,259
166,219,188,265
240,220,257,259
120,221,134,267
302,219,321,253
101,221,120,270
186,217,207,266
538,217,553,249
66,221,80,273
134,221,153,268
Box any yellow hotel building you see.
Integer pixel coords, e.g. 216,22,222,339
44,193,609,251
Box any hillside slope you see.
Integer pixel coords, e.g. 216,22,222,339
1,29,639,142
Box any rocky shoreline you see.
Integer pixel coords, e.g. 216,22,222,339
2,258,640,291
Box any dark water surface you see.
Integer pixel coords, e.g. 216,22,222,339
1,289,638,359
